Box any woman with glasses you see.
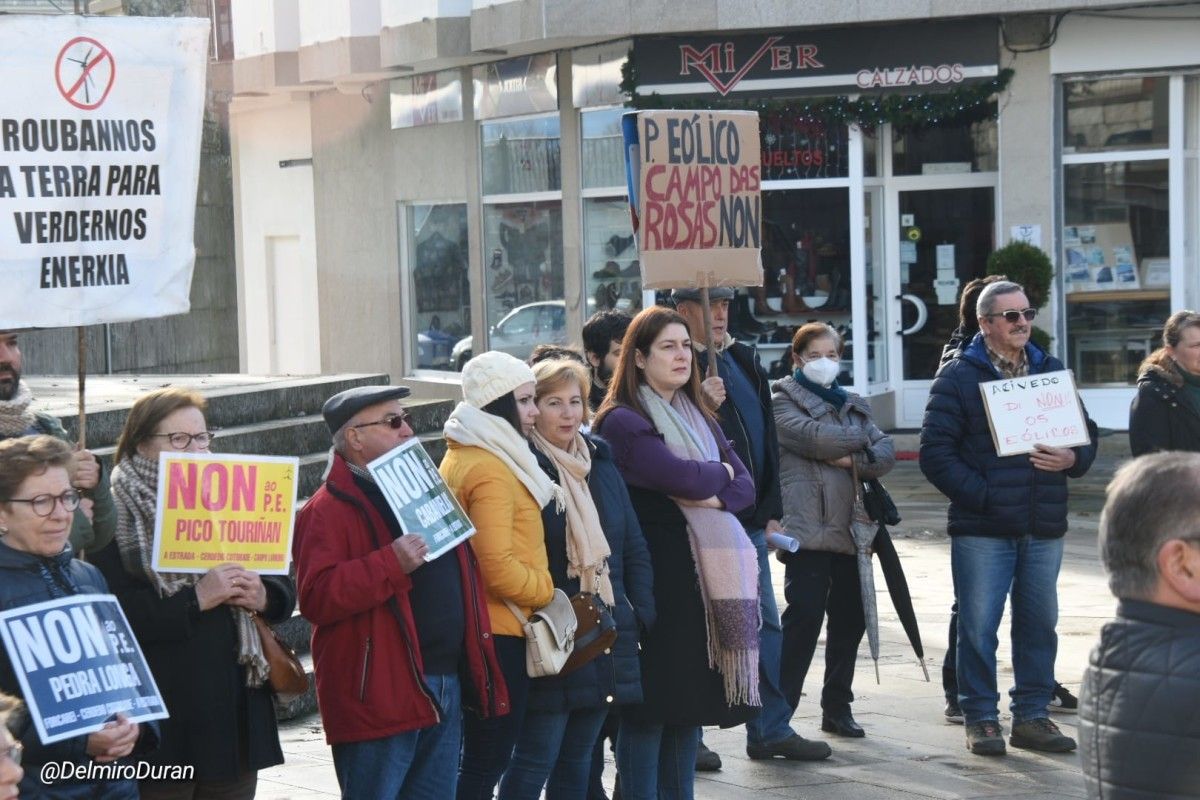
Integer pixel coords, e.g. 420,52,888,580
440,352,557,799
93,388,295,800
772,323,895,739
0,435,148,798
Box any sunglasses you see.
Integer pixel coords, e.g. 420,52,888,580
984,308,1037,324
351,412,412,431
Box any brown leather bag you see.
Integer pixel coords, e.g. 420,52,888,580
251,612,308,697
560,592,618,676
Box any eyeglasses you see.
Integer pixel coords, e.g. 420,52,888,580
3,490,81,517
2,739,20,766
351,412,412,432
151,431,215,449
984,308,1037,324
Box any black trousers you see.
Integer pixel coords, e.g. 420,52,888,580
780,550,865,715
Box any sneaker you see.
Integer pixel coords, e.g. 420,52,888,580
1048,683,1078,714
695,742,722,772
746,733,833,762
965,720,1007,756
1009,718,1076,753
944,699,964,724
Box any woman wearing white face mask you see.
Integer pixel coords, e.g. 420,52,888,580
772,323,894,739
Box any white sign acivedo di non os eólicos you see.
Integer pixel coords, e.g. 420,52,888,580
979,369,1091,457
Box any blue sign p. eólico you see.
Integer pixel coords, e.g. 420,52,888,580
0,594,168,744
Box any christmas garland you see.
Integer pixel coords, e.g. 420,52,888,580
620,57,1013,132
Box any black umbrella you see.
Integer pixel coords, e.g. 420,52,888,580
871,522,929,681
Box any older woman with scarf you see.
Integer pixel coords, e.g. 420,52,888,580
93,388,295,800
440,351,559,800
499,358,655,800
0,435,150,800
593,306,758,800
773,323,895,739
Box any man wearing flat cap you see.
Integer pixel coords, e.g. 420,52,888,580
293,385,508,798
672,289,830,767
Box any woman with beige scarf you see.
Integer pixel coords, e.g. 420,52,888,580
92,388,295,800
499,358,655,800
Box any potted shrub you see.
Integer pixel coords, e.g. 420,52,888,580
986,241,1054,351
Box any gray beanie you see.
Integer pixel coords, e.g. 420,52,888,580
461,351,536,409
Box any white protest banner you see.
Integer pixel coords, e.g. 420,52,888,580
368,438,476,562
979,370,1091,456
0,594,168,745
621,109,763,290
0,14,209,327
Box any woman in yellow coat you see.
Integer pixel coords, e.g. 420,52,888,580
441,351,558,800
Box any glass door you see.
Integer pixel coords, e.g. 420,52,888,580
893,186,995,426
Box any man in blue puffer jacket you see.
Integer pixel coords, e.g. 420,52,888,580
920,280,1098,758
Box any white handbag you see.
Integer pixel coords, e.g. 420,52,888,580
505,589,578,678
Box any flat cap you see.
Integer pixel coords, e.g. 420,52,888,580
671,286,736,303
322,385,411,435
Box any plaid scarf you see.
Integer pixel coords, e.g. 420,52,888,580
0,381,36,437
637,385,761,707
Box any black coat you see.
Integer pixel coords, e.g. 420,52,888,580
1128,362,1200,455
0,541,155,800
695,342,784,529
919,334,1098,538
93,541,295,782
527,437,655,712
1079,600,1200,799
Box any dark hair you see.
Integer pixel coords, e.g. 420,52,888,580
958,274,1009,336
115,387,207,464
0,435,75,501
1139,310,1200,374
582,310,632,360
482,392,524,434
528,344,586,366
1100,451,1200,598
791,322,843,357
594,305,714,429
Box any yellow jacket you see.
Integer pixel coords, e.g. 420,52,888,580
440,440,554,637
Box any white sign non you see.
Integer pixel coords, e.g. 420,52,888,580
979,369,1091,456
0,15,209,327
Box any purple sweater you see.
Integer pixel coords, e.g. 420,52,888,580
597,405,755,514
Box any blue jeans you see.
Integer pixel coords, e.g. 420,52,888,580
458,635,531,799
332,673,462,799
952,535,1063,726
617,719,699,800
744,526,796,745
501,706,609,800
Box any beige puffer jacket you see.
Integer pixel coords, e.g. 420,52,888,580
772,376,895,555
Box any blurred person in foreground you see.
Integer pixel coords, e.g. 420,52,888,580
1080,452,1200,799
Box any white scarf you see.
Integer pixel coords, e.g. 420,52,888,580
0,380,37,437
443,401,563,510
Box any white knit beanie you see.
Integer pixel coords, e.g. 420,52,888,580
461,351,536,409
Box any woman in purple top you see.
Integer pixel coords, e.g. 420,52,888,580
593,306,758,800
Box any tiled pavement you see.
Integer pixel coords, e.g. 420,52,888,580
258,436,1129,799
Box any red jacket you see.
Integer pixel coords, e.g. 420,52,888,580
294,453,509,745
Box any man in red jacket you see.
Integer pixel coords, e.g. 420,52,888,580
294,385,508,798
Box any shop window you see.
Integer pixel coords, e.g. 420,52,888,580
408,204,470,372
755,188,853,381
761,115,849,180
1064,77,1168,154
1063,160,1170,385
584,197,640,316
582,108,626,190
481,115,562,196
892,119,997,175
478,201,565,364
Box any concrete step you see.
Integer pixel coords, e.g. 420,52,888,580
50,374,392,449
